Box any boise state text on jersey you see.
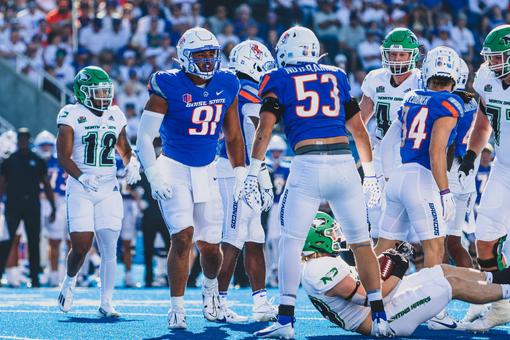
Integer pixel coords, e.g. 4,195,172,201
148,68,240,167
399,90,464,170
451,97,477,158
46,156,67,196
259,63,352,150
217,78,261,163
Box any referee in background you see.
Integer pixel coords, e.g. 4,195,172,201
0,128,55,287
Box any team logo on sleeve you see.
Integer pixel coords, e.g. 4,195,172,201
182,93,193,103
320,267,339,285
376,86,385,93
59,111,69,118
484,84,492,92
77,116,87,124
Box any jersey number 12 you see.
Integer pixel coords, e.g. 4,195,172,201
82,131,117,166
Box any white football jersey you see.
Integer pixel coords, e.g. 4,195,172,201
473,65,510,167
361,68,423,142
301,256,370,332
56,103,127,177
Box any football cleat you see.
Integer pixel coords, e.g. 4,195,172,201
218,305,249,323
57,283,74,313
464,300,510,333
252,299,278,322
254,315,295,339
98,306,121,318
168,309,187,329
427,309,462,330
202,285,221,321
461,303,489,323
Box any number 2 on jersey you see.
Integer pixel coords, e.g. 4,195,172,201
83,131,117,166
402,106,428,149
293,73,340,117
189,104,223,135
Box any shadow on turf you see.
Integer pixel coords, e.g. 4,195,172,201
143,326,231,340
59,316,137,324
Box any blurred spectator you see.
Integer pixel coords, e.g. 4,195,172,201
107,17,130,53
217,24,240,48
357,30,381,72
336,0,359,27
96,0,120,32
80,17,109,55
18,41,44,84
234,4,257,39
45,0,71,32
118,50,139,84
314,0,341,58
361,1,388,25
297,0,317,28
140,48,161,80
118,81,144,117
135,3,165,38
0,29,26,64
168,4,191,35
53,48,74,86
431,26,458,53
17,1,44,42
155,33,177,69
207,6,230,36
450,13,475,60
339,14,365,51
189,3,205,27
125,103,141,144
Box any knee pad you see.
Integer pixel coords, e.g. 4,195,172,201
478,235,507,271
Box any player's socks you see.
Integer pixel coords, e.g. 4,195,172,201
219,290,228,304
203,276,218,289
62,273,77,288
171,296,185,311
501,284,510,299
252,289,267,306
96,229,120,309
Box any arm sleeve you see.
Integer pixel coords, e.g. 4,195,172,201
381,119,402,178
56,107,75,129
136,110,164,171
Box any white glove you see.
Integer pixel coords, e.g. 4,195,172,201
363,176,382,208
145,165,172,201
242,175,262,211
124,154,141,185
78,173,100,192
258,164,274,212
371,317,395,337
233,167,248,202
440,190,456,222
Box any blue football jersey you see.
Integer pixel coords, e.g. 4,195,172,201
267,160,290,203
259,63,352,150
46,156,67,196
399,90,464,170
148,68,240,167
218,77,261,163
452,97,477,158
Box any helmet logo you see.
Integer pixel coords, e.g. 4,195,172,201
250,43,263,60
78,72,91,81
502,34,510,45
281,32,290,44
435,55,452,68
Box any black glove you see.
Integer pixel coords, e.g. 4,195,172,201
382,249,409,279
458,150,477,177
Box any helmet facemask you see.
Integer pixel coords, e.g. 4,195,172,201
381,47,418,75
80,82,113,111
184,47,221,80
482,49,510,79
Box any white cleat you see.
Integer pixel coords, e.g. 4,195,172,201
253,300,278,322
57,283,74,313
202,286,221,321
218,305,249,323
427,309,462,330
168,309,187,329
461,303,489,323
464,300,510,333
98,306,121,318
254,319,295,339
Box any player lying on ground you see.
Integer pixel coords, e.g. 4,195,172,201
302,212,510,336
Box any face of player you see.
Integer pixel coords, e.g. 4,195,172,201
18,134,30,151
388,51,411,62
271,150,283,162
192,49,218,73
90,86,113,111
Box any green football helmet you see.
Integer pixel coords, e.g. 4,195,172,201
303,212,346,256
380,28,420,75
73,66,114,111
481,24,510,79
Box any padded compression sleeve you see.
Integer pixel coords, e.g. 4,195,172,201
136,110,164,170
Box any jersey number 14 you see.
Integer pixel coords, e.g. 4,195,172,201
401,106,428,149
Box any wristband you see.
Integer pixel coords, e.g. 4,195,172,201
248,158,263,176
362,161,376,177
464,150,477,164
439,188,450,195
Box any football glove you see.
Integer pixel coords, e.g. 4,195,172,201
381,248,409,279
458,150,476,190
242,175,262,211
258,163,274,212
440,190,455,222
78,173,100,192
124,154,141,185
145,165,172,201
363,176,382,208
233,167,248,202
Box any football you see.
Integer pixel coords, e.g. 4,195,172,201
378,253,395,281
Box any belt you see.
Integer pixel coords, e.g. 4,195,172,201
294,142,351,155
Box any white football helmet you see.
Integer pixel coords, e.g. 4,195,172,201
422,46,460,87
229,40,276,82
34,130,56,159
176,27,221,79
455,57,469,91
275,26,320,68
268,135,287,152
0,130,17,159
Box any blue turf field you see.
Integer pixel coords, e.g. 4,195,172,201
1,266,510,339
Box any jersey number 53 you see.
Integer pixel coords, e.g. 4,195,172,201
293,74,340,118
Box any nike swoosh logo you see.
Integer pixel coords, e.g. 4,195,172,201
216,90,224,95
431,320,458,329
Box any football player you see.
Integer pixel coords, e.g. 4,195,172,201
376,47,462,268
34,130,68,287
457,24,510,331
56,66,141,317
136,27,246,329
265,135,290,288
302,212,510,336
242,26,391,338
359,28,422,239
216,40,277,323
